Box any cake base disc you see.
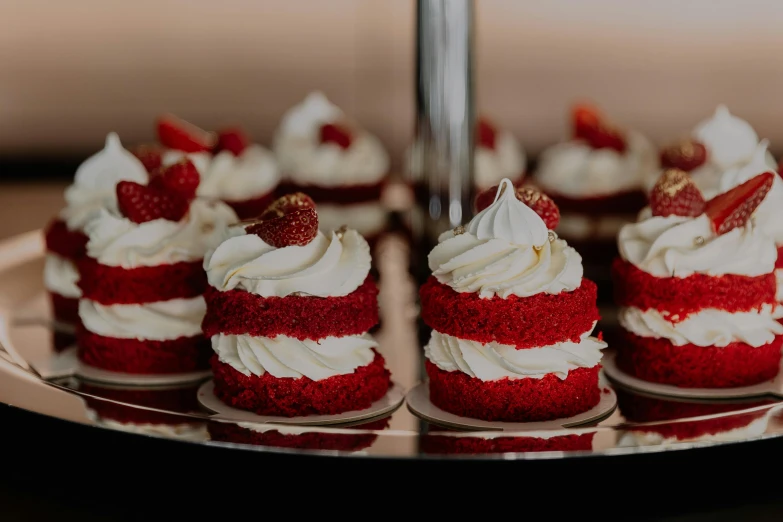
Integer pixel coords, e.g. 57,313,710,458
197,379,406,426
602,351,783,400
405,381,617,431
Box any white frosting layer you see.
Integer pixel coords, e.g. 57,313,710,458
317,202,388,238
211,333,378,380
85,198,237,268
425,327,606,381
43,254,81,298
429,179,582,298
619,306,783,348
205,226,371,298
474,130,527,190
618,214,776,278
535,130,657,198
273,92,389,186
79,297,206,341
61,133,148,231
776,269,783,302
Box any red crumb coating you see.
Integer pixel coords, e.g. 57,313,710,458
425,361,601,422
207,416,390,451
210,351,391,417
612,258,776,317
44,218,88,260
419,277,600,348
545,189,647,216
420,432,595,455
777,247,783,269
616,330,783,388
78,257,207,305
223,190,277,220
80,382,202,424
77,329,212,374
202,276,378,340
50,292,80,326
277,180,385,204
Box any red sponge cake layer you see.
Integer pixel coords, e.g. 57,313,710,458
277,181,385,204
425,361,601,422
50,292,80,326
77,329,211,374
613,258,776,317
210,351,391,417
44,218,88,260
420,432,595,455
617,331,783,388
78,257,207,305
420,277,599,348
224,191,276,221
202,276,378,340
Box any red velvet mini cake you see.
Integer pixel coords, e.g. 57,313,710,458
613,169,783,388
203,192,392,417
76,160,237,375
420,179,606,423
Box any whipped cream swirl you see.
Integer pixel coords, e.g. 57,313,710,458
429,179,582,298
273,91,389,186
44,254,81,298
61,133,148,231
211,333,378,380
85,199,237,268
79,297,206,341
205,226,370,298
618,214,776,278
474,130,527,190
425,326,606,381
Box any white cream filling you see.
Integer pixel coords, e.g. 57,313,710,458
43,254,81,298
79,297,206,341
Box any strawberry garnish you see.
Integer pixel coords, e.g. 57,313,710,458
156,114,215,153
705,172,774,235
116,181,189,224
246,208,318,248
130,144,163,174
649,169,705,218
477,117,497,150
572,104,626,153
320,123,353,149
474,184,560,229
262,192,315,217
148,159,200,201
660,139,707,172
215,127,249,156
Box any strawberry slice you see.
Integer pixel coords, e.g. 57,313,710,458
705,172,774,235
157,114,215,153
320,123,353,149
246,208,319,247
660,139,707,172
149,159,200,201
572,104,626,153
215,127,249,156
474,184,560,229
116,181,189,224
476,117,497,150
130,143,163,174
650,169,706,218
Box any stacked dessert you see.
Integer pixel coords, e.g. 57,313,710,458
77,160,236,374
273,92,390,244
134,115,280,219
419,178,606,422
202,192,392,417
44,133,147,342
613,168,783,388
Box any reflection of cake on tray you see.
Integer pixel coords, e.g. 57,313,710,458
613,168,783,388
202,192,392,417
420,427,595,455
419,178,606,422
76,160,237,375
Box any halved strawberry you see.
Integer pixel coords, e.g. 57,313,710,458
705,172,774,235
474,184,560,229
116,181,189,224
215,127,249,156
148,159,200,201
130,143,163,174
660,139,707,172
649,169,705,218
156,114,215,153
477,117,497,150
572,104,626,153
246,208,319,247
320,122,353,149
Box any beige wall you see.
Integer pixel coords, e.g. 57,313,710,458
2,0,783,163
